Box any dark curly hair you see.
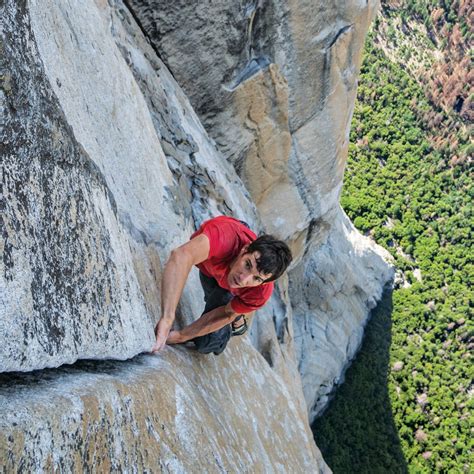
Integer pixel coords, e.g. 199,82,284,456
246,235,292,282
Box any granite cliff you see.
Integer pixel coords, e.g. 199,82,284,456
1,0,392,470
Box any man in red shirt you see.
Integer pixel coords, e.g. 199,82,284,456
152,216,292,355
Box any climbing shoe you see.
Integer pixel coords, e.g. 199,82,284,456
231,315,248,337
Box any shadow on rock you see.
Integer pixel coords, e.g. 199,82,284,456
0,353,153,392
312,288,408,473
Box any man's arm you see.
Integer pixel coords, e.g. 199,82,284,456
168,307,255,343
167,302,247,343
151,234,210,352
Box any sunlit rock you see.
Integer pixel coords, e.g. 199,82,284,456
125,0,394,421
2,0,257,371
0,343,328,472
3,0,392,467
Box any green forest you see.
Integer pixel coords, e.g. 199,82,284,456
312,3,473,472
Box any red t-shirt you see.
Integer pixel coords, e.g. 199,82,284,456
191,216,274,314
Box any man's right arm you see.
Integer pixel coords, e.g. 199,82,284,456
151,234,210,352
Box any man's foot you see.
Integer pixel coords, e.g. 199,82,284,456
231,315,248,336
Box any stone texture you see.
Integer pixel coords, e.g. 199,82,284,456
0,342,328,472
1,1,328,469
1,0,262,372
2,0,156,371
290,211,394,420
124,0,393,421
231,64,311,253
1,0,393,467
125,1,380,238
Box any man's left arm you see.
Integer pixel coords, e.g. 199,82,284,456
167,302,245,343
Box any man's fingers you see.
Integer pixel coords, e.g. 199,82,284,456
151,317,174,353
151,340,165,353
150,342,160,353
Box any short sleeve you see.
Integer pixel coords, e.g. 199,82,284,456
197,220,238,260
230,283,274,314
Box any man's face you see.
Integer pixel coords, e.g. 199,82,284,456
227,246,273,288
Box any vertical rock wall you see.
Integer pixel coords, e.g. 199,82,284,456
0,343,327,472
125,0,394,421
1,0,395,469
1,0,329,470
2,0,259,371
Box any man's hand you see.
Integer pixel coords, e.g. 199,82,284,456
153,234,210,353
166,330,186,345
151,317,173,353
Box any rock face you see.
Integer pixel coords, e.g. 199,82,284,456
290,213,393,419
2,0,257,371
2,0,329,470
125,0,394,420
0,341,326,472
1,0,391,470
124,0,380,240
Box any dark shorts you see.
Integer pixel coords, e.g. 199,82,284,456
192,272,234,355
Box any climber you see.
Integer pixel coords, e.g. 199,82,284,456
151,215,292,355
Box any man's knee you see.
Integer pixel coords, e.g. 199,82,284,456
203,288,232,314
199,272,232,313
193,325,231,355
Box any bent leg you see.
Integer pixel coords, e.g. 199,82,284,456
193,273,233,355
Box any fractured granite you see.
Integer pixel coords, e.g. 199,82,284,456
291,211,394,420
124,0,393,421
2,0,155,370
2,0,392,468
1,0,260,372
0,342,328,472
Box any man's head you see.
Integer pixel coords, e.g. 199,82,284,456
227,235,293,289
